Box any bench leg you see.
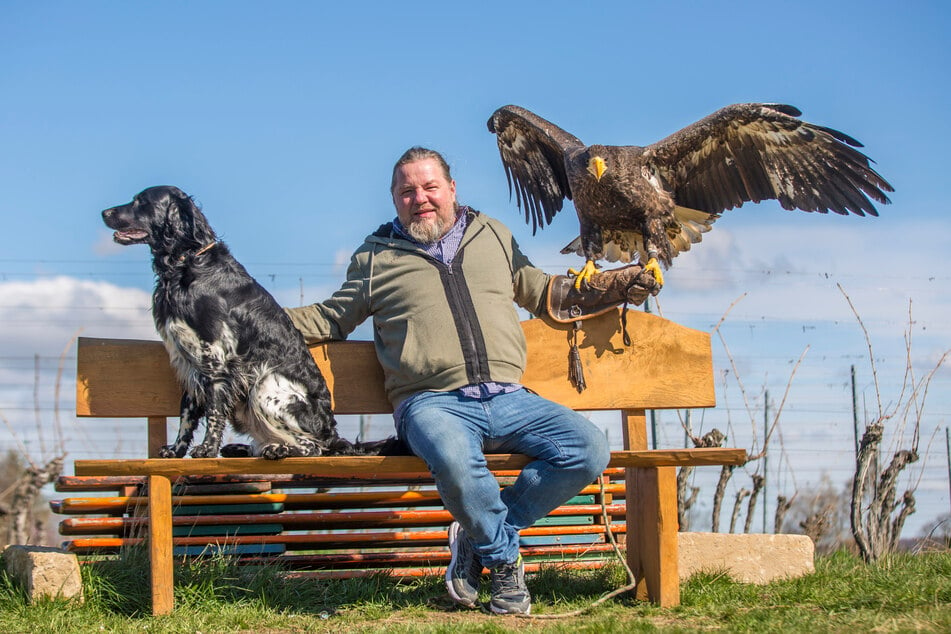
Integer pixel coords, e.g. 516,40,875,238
148,474,174,615
626,466,680,607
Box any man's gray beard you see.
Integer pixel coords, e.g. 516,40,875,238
406,216,448,244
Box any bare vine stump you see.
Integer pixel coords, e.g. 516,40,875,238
2,545,84,603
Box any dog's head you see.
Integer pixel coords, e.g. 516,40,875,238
102,186,215,257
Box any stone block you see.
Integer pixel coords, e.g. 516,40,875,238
3,545,84,603
678,532,815,584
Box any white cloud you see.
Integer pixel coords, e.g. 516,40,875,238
0,276,155,426
658,217,950,340
0,277,158,464
0,276,156,355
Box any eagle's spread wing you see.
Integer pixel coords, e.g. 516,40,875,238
487,105,586,234
644,103,894,216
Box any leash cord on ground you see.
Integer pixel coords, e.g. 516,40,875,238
516,474,638,619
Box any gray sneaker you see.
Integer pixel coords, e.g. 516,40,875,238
445,521,482,608
489,555,531,615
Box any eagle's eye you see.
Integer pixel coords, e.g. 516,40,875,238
587,156,607,181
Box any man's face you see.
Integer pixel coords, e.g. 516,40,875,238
392,158,457,243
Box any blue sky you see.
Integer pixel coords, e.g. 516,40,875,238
1,2,949,536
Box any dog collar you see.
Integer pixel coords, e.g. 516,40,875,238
179,241,218,262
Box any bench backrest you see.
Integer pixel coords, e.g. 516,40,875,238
76,308,714,419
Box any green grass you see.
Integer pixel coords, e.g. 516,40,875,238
1,548,949,633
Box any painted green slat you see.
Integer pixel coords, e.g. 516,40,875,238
532,516,595,526
173,544,286,556
171,482,271,495
563,495,596,505
519,535,601,546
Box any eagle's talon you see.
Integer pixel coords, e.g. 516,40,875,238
644,257,665,288
568,260,601,290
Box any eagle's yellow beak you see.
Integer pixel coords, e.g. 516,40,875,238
587,156,607,181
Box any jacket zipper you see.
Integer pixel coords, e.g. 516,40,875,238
443,259,487,384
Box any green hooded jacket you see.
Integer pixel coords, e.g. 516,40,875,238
286,209,551,409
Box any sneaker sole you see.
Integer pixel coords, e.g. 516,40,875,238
489,602,531,615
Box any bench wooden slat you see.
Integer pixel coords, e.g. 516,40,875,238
59,503,627,536
72,548,622,576
243,544,621,570
65,522,629,554
284,559,612,580
54,481,628,514
73,449,745,478
56,471,547,491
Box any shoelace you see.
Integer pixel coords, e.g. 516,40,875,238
492,561,522,593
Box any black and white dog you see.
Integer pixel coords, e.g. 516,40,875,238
102,185,394,459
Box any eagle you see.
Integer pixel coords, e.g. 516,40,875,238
487,103,893,288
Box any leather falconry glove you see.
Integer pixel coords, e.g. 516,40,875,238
545,264,661,393
546,263,661,323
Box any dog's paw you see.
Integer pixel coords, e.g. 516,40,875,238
189,444,218,458
220,443,253,458
158,445,183,458
296,438,323,457
260,443,294,460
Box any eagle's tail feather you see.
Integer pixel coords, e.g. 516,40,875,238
665,206,719,258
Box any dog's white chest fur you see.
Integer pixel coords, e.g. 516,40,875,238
158,318,239,394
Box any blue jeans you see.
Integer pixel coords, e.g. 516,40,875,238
396,388,610,569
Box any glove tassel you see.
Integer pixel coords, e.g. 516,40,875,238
621,302,632,346
568,321,587,393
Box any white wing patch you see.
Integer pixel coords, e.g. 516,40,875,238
666,206,719,257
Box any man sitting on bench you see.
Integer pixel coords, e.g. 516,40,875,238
286,147,657,615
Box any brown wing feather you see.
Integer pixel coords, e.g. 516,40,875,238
487,105,586,234
643,103,893,217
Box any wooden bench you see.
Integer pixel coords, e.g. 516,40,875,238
61,308,746,615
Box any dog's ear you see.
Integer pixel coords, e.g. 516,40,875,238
165,191,195,240
166,189,214,246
